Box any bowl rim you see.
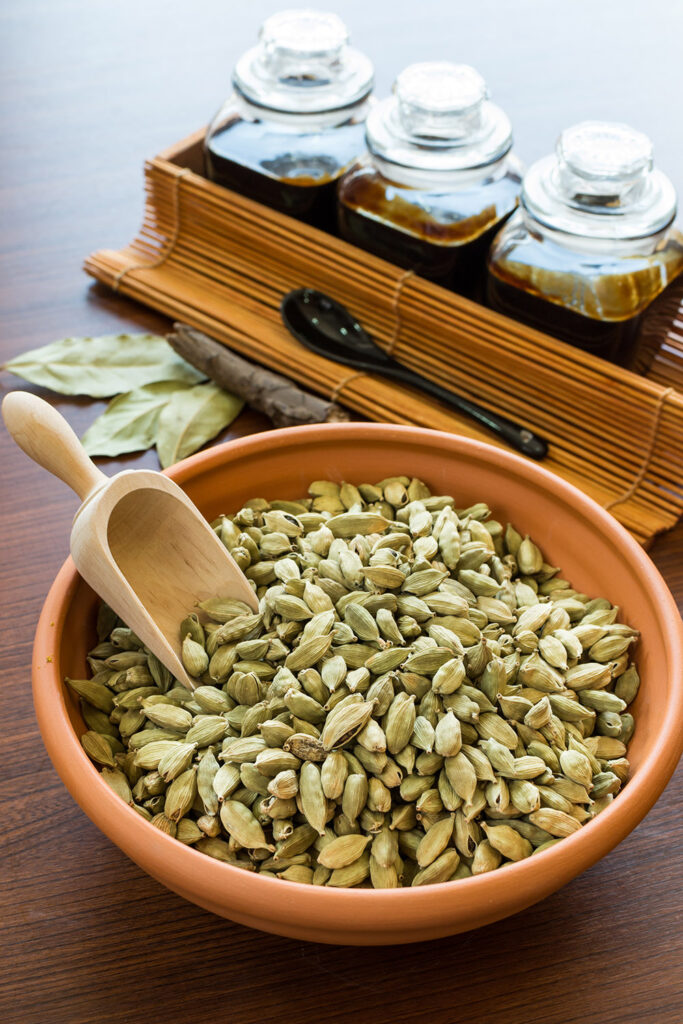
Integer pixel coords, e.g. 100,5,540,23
33,423,683,919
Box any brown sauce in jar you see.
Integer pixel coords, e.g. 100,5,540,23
206,118,366,233
487,267,643,363
206,144,339,230
487,242,683,366
340,205,499,298
339,172,507,298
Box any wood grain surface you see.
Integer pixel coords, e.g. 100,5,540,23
1,3,681,1022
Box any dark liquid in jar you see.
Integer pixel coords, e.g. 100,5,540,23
339,204,500,299
486,270,643,364
206,118,366,233
338,173,513,299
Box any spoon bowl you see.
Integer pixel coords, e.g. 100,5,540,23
2,392,257,689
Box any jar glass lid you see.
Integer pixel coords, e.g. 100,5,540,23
233,9,374,114
365,62,513,173
522,121,677,239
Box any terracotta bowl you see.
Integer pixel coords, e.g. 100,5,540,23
33,424,683,945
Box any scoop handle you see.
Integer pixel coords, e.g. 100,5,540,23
2,391,108,502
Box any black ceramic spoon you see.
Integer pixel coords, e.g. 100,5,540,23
280,288,548,460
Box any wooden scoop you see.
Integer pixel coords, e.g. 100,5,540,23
2,392,258,690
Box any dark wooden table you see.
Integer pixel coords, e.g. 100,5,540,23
1,2,681,1022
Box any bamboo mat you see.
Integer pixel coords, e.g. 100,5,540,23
84,134,683,546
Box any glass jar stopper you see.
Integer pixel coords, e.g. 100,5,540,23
395,63,488,141
260,10,348,78
557,121,653,205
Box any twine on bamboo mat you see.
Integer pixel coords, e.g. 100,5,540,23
604,387,675,511
112,168,193,290
385,270,415,356
330,371,367,403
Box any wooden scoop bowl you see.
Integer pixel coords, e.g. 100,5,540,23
2,392,257,690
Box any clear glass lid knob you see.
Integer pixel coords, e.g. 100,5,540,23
233,9,374,114
556,121,653,204
260,10,348,76
395,62,487,141
366,61,512,173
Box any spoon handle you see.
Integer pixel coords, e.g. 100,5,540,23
2,392,108,501
379,364,549,460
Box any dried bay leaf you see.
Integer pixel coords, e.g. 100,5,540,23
1,334,205,396
81,381,194,457
156,382,244,468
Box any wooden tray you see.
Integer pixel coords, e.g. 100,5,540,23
84,129,683,545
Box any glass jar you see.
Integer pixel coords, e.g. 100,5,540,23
337,62,522,298
487,121,683,365
204,9,374,233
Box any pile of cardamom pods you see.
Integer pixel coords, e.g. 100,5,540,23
70,476,639,888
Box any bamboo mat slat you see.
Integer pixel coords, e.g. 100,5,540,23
84,133,683,546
